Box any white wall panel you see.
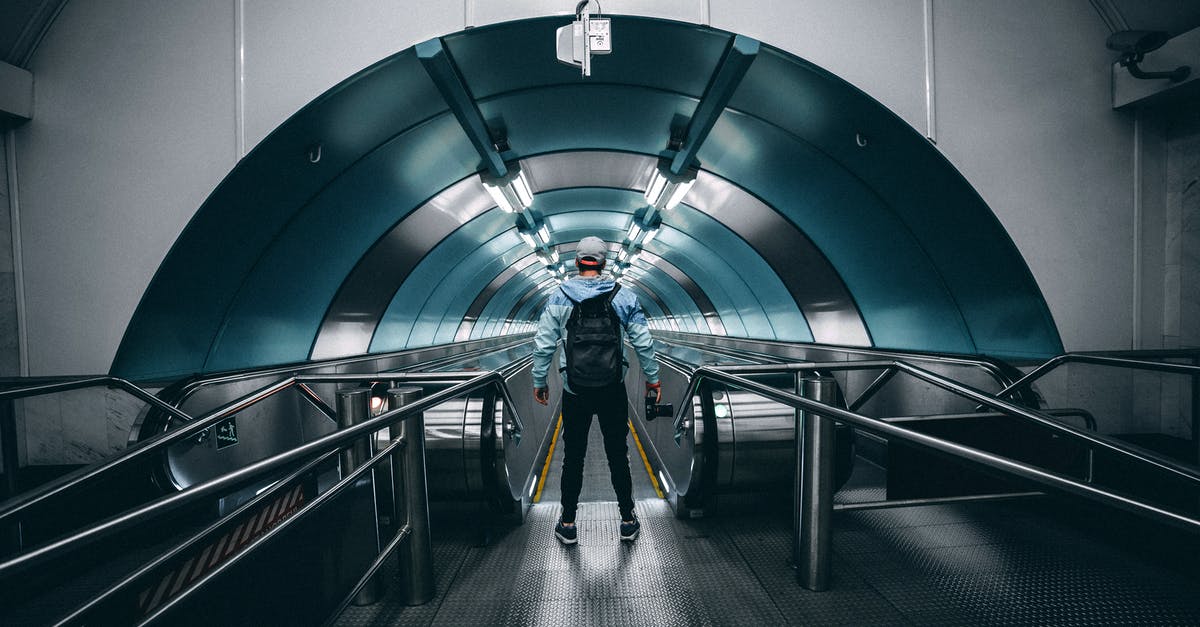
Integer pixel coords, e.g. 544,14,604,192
711,0,927,133
471,0,700,28
933,0,1133,352
243,0,464,150
16,0,236,374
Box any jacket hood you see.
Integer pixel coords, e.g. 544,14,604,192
559,277,616,302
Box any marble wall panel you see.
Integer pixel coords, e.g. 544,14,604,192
1167,110,1200,349
21,394,63,464
106,387,154,454
1180,179,1199,348
1028,363,1144,435
20,386,152,465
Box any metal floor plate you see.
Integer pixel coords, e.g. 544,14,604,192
335,458,1200,626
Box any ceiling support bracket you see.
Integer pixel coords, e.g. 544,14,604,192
669,34,760,175
416,38,508,178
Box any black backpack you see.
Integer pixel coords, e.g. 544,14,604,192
564,285,624,389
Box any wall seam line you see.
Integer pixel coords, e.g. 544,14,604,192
1132,110,1142,350
923,0,937,143
6,130,29,378
235,0,246,160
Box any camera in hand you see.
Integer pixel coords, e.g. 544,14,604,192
644,391,674,422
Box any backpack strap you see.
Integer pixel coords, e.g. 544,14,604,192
604,284,621,304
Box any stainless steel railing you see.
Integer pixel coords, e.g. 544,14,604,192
674,360,1200,487
999,352,1200,399
0,369,524,556
671,363,1200,531
656,331,1023,396
1,367,532,625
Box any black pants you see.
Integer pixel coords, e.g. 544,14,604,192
559,381,634,523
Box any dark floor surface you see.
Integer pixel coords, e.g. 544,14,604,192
336,422,1200,626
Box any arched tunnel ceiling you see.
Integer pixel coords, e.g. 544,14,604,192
111,16,1062,380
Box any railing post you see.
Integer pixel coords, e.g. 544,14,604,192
795,376,839,591
336,388,383,606
389,386,435,605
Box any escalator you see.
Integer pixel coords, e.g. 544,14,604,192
0,337,559,625
1,334,1198,624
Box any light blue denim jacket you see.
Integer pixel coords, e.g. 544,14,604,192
531,277,660,392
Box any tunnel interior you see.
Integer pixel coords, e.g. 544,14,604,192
110,16,1062,381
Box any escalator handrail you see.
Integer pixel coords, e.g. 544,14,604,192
999,353,1200,400
658,331,1021,391
167,335,534,414
679,366,1200,532
0,370,504,530
673,360,1200,489
0,375,192,424
0,370,508,579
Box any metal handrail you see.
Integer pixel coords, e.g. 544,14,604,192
0,370,521,530
658,331,1020,391
677,367,1200,532
56,447,342,624
143,433,413,625
168,335,534,413
0,375,193,425
999,353,1200,400
880,408,1098,432
0,370,510,578
673,360,1200,488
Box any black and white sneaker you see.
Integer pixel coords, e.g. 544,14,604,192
619,514,640,542
555,519,578,545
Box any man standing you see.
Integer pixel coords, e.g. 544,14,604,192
532,236,661,544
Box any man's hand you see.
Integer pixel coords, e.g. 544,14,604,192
645,381,662,403
534,387,550,405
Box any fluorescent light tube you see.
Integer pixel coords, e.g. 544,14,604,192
663,178,695,210
484,179,516,213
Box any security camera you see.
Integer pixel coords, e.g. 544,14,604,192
1105,30,1169,56
1105,30,1190,82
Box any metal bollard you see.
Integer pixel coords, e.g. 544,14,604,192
336,388,383,606
389,386,435,605
795,376,839,591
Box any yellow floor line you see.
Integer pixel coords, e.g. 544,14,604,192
532,413,563,503
629,419,665,499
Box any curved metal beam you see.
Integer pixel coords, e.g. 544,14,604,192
311,176,494,359
503,273,674,331
524,151,868,345
453,253,542,341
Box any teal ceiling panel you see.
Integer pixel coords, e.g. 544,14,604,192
659,205,811,341
111,50,451,379
112,15,1062,382
727,45,1060,357
204,115,481,372
369,210,521,352
474,227,707,335
531,188,805,336
694,111,976,354
477,86,693,159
